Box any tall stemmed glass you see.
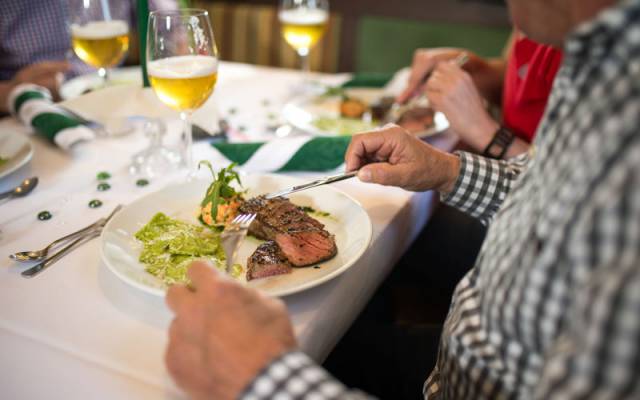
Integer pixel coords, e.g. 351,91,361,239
279,0,329,76
147,9,218,174
69,0,130,85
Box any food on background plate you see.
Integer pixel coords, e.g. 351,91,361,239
369,96,395,121
397,107,435,133
0,157,7,167
312,87,437,136
135,163,337,285
311,117,377,136
340,97,367,119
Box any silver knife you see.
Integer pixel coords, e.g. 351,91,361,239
264,171,358,199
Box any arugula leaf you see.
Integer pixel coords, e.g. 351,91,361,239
198,161,243,225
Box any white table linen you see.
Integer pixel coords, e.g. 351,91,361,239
0,62,456,399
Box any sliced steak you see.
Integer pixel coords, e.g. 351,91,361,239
275,230,337,267
239,196,323,240
239,196,337,267
246,241,292,281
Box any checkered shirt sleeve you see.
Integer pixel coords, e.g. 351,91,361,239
442,151,528,225
241,351,374,400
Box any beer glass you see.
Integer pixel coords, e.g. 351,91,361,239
147,9,218,173
69,0,130,85
279,0,329,75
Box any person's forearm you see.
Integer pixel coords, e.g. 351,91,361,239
471,58,507,106
461,114,530,159
0,81,16,114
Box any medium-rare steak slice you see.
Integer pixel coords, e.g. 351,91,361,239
246,241,292,281
239,196,337,267
239,196,323,240
275,229,337,267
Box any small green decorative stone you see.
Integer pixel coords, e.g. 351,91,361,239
97,182,111,191
97,171,111,180
136,178,149,187
228,107,237,115
37,211,52,221
267,112,277,120
261,99,270,106
89,199,103,208
238,125,247,132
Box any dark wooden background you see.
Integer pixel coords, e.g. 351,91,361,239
209,0,510,71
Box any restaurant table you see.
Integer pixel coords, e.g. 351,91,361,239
0,62,457,399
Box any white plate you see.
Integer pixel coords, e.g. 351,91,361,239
100,174,372,297
282,87,449,138
60,66,142,100
0,132,34,180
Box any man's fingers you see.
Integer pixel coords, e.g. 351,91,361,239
166,284,195,314
186,260,219,291
345,130,386,172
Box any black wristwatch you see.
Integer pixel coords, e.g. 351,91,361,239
483,126,515,159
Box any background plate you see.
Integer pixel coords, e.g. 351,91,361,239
283,87,449,138
100,174,372,297
0,132,33,181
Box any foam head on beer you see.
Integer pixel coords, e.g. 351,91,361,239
147,55,218,112
71,20,130,68
279,8,329,52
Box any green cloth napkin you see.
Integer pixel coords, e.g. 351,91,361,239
8,84,94,149
212,136,351,172
341,72,394,88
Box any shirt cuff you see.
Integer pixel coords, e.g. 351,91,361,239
441,151,475,206
441,151,508,224
239,351,350,400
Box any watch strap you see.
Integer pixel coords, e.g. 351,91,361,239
483,126,515,159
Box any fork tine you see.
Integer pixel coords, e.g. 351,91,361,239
244,213,257,227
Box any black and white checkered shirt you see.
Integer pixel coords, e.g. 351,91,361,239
241,1,640,398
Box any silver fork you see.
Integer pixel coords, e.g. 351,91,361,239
220,213,256,272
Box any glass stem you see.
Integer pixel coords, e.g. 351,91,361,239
298,48,310,74
98,67,110,86
180,111,194,172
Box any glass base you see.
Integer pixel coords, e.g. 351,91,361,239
129,118,182,178
129,147,182,178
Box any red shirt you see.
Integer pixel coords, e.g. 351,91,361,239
502,36,563,142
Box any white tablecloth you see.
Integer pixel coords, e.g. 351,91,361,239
0,62,457,399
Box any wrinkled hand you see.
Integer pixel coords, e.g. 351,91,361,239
425,62,499,150
398,48,482,104
346,124,460,193
11,61,70,100
165,261,297,400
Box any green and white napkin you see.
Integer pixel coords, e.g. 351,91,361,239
212,136,351,172
8,84,95,149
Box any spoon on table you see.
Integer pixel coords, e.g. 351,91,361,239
0,177,38,201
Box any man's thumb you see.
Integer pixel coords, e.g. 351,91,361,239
358,163,406,187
